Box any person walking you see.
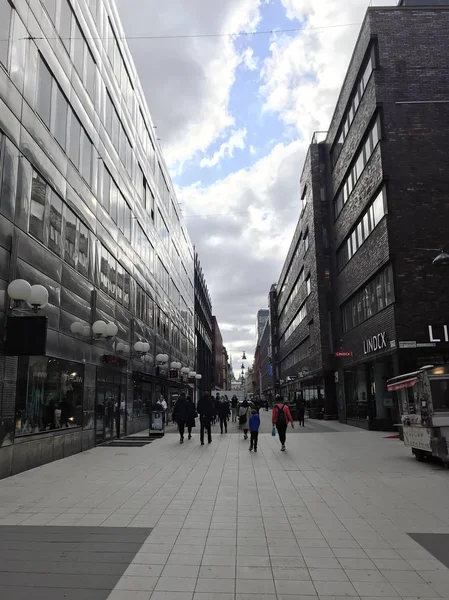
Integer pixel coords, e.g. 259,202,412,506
231,395,238,422
272,395,294,451
197,391,214,445
296,398,305,427
249,409,260,452
172,393,189,444
218,397,230,434
238,399,251,440
186,395,196,440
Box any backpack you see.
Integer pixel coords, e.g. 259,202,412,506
276,404,287,426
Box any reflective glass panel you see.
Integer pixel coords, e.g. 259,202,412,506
0,0,12,67
48,191,62,255
30,171,47,242
54,86,68,149
64,204,78,267
37,58,52,128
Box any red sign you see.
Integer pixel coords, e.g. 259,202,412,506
335,351,352,358
169,370,178,378
102,354,127,368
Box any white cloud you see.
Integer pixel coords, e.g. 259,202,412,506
261,0,397,139
115,0,261,169
178,139,308,360
241,47,258,71
199,128,247,168
249,145,256,155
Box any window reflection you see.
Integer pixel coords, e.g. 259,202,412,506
37,58,52,128
59,0,72,54
49,191,62,255
69,113,81,169
30,172,47,242
0,0,12,68
15,357,84,436
78,222,89,277
54,87,68,150
64,204,78,268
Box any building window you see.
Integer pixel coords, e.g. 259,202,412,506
306,276,311,296
37,58,52,128
334,115,382,219
78,222,89,277
281,301,308,343
64,204,78,268
341,263,394,332
85,45,96,100
68,112,81,169
54,87,68,149
304,231,309,253
15,357,84,436
72,20,85,77
331,51,375,168
0,0,12,68
30,172,47,242
337,187,387,270
59,0,72,54
48,191,63,255
156,209,169,248
80,130,93,186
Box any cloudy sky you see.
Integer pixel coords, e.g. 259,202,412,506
116,0,396,370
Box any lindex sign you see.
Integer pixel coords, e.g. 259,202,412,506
335,351,352,358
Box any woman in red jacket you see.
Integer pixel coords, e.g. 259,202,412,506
272,395,294,451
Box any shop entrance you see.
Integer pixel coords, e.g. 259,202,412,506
95,369,126,445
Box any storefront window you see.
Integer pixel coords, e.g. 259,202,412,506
15,357,84,436
345,366,368,420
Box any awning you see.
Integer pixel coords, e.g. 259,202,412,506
387,377,418,392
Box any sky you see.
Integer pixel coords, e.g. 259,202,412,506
115,0,397,371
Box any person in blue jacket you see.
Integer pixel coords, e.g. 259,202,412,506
249,409,260,452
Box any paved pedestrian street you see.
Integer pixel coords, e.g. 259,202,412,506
1,412,449,600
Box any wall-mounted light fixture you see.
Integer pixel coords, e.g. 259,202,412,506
71,320,118,340
7,279,49,312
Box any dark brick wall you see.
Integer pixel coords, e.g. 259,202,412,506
277,145,332,383
372,8,449,346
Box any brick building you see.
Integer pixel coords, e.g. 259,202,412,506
271,0,449,430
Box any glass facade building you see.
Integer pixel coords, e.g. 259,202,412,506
0,0,195,477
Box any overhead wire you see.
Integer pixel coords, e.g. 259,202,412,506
12,20,363,44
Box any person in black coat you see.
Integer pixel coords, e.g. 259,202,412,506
197,392,215,445
185,395,196,440
173,393,190,444
217,398,230,434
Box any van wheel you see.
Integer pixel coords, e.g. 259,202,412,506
413,449,426,462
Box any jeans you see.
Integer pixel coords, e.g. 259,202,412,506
250,431,259,450
232,407,238,422
178,421,185,440
200,415,212,444
276,424,287,445
298,413,305,426
219,417,228,433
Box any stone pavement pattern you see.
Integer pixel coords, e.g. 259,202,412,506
0,412,449,600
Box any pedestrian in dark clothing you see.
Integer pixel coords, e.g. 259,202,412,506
213,393,221,425
186,396,196,439
173,393,189,444
272,395,294,451
249,409,260,452
218,398,230,434
238,399,251,440
296,399,305,427
231,395,238,422
197,392,215,445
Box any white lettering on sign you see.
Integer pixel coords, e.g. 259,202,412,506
402,426,431,451
363,332,387,354
428,325,449,343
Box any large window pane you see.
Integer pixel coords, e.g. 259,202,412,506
53,86,68,149
15,357,84,436
81,131,93,185
78,222,89,277
64,204,78,267
85,47,96,100
37,58,52,128
30,171,47,242
72,21,84,77
110,179,118,223
59,0,72,54
102,166,111,211
48,191,62,255
100,246,109,292
0,0,12,67
373,189,385,226
69,111,81,168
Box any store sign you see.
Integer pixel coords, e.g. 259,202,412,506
399,341,417,349
335,351,352,357
428,325,449,343
102,354,126,368
169,369,178,378
363,332,387,355
402,426,431,451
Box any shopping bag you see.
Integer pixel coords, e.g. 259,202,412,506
272,426,276,437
